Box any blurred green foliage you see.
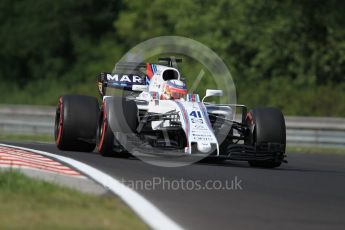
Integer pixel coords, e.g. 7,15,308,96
0,0,344,116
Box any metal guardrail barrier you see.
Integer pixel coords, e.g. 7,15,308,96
1,105,344,147
0,105,55,136
285,116,345,147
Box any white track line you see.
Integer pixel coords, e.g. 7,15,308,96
0,143,183,230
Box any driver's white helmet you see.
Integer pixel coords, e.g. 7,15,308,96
161,80,187,100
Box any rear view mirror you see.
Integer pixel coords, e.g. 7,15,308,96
202,89,223,102
132,85,148,92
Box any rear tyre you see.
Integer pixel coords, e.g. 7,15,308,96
245,107,286,168
55,95,99,152
97,97,138,157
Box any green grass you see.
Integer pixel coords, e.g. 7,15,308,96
287,145,345,155
0,171,149,230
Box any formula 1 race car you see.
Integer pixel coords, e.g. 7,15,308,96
55,57,286,168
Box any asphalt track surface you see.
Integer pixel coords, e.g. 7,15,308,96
6,142,345,230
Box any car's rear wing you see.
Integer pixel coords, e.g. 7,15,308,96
97,58,183,96
113,62,147,74
97,71,149,96
97,62,150,96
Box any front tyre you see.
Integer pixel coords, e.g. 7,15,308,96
97,97,138,157
245,107,286,168
97,109,116,157
55,95,99,152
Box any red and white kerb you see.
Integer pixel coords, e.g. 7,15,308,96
0,146,83,177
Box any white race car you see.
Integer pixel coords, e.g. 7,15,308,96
55,57,286,168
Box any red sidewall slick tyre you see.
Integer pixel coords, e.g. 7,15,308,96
54,95,100,152
96,97,138,157
245,107,286,168
97,102,116,157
